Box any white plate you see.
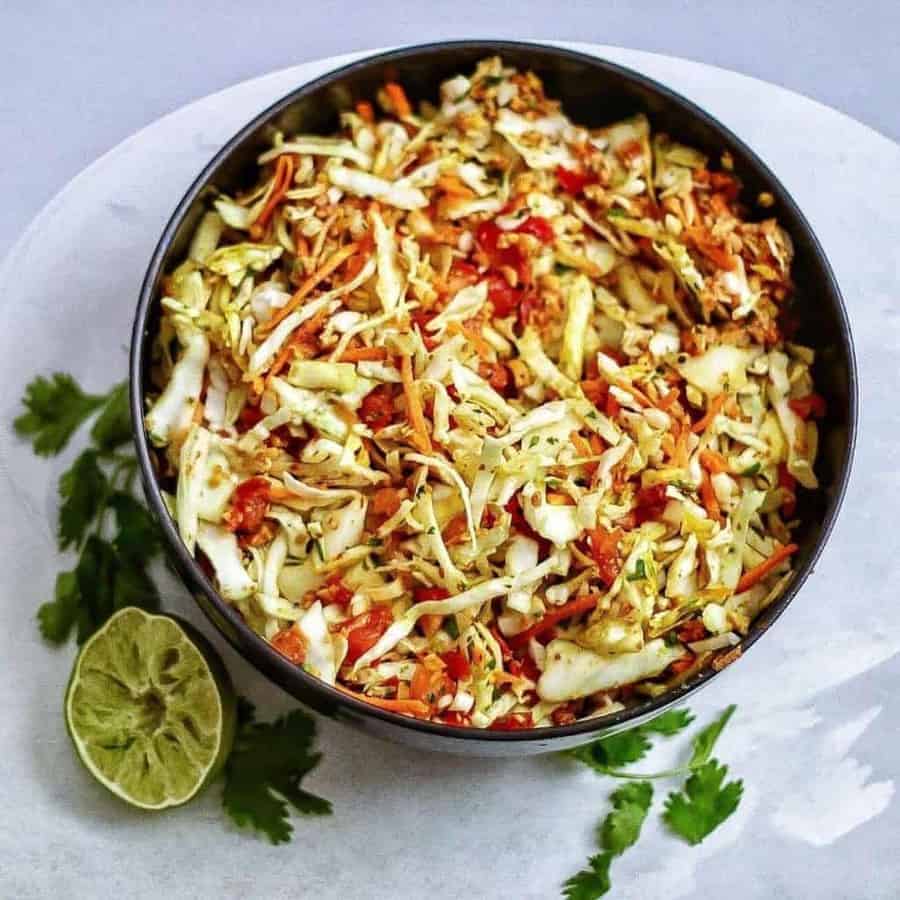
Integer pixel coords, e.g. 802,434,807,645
1,44,898,900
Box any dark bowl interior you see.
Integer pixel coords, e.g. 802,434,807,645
130,41,857,756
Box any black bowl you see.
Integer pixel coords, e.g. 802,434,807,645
130,41,857,756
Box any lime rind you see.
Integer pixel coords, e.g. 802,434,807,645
65,607,236,810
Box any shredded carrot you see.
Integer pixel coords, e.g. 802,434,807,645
589,433,606,456
385,81,412,118
250,154,294,239
570,432,597,476
419,614,444,638
736,543,799,594
355,100,374,123
333,683,430,718
447,321,492,361
337,346,388,363
508,593,599,649
266,339,298,381
262,242,359,333
700,470,721,522
658,387,680,410
343,232,374,281
699,449,729,474
692,394,725,433
400,354,433,454
437,174,476,198
613,379,654,408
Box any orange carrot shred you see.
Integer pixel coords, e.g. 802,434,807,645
699,449,728,474
385,82,411,118
355,100,374,123
333,683,430,718
400,354,432,454
337,346,388,363
700,470,721,522
736,543,799,594
692,394,726,434
250,154,294,239
262,242,359,333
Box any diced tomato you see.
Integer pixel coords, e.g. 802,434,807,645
778,462,798,519
224,477,272,534
708,171,741,201
488,713,533,731
441,649,471,681
475,219,531,286
413,585,451,604
633,483,669,525
489,626,513,662
587,526,623,587
359,383,396,431
788,393,826,420
237,403,265,433
480,360,513,396
580,378,610,407
321,572,354,606
556,165,594,195
271,626,306,664
677,619,707,644
486,272,521,318
507,653,541,682
605,391,621,418
441,711,469,727
515,216,555,244
551,704,579,726
344,606,394,664
670,654,696,676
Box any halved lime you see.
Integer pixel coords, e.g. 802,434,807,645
65,607,237,810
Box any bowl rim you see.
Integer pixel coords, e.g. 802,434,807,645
130,39,858,745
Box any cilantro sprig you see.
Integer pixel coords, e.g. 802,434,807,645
562,705,742,897
18,372,333,842
223,699,332,844
16,375,162,644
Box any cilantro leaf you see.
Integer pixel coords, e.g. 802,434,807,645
58,450,107,550
36,570,80,644
688,704,735,768
600,781,653,856
14,373,105,456
641,708,695,737
74,535,118,643
90,381,132,450
223,703,332,844
110,492,162,564
663,760,743,845
568,728,651,773
562,852,612,900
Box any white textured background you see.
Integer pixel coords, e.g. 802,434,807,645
0,37,898,900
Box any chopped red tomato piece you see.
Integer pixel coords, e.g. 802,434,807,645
504,494,551,556
359,383,396,430
486,272,521,318
271,626,306,664
488,712,533,731
475,219,531,285
778,462,798,519
515,216,555,243
507,653,541,682
788,393,826,420
321,573,354,606
413,585,451,604
224,477,271,534
441,711,469,727
670,653,696,675
551,703,579,726
441,649,471,681
556,165,594,195
344,606,394,665
677,619,707,644
633,483,669,525
237,403,265,432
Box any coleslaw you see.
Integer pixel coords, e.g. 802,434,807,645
145,57,822,728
